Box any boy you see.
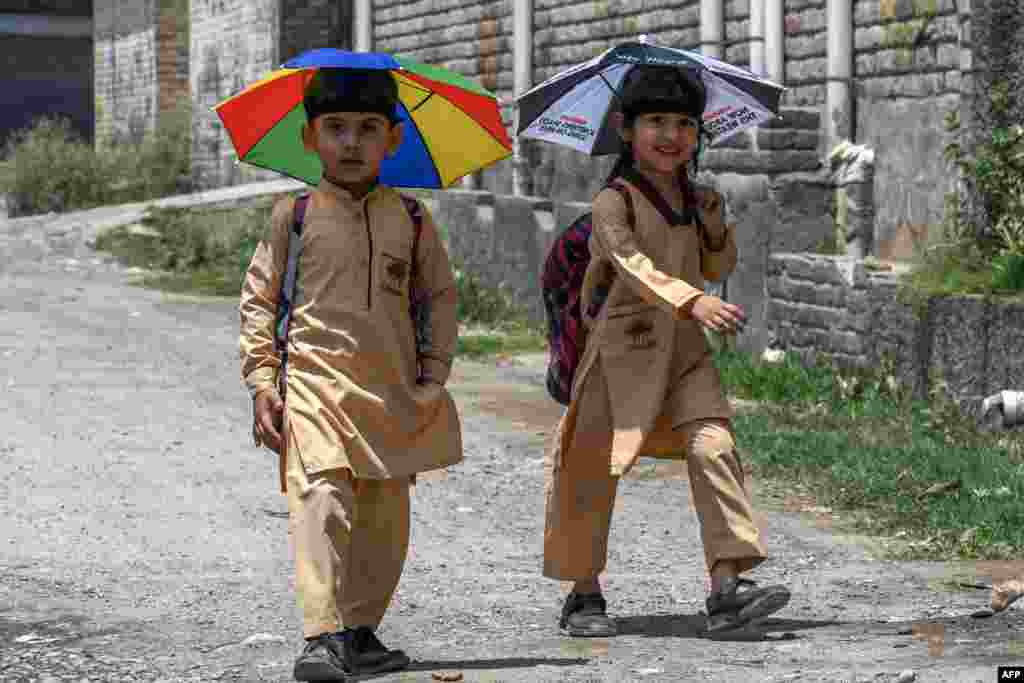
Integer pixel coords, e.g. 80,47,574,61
239,68,462,681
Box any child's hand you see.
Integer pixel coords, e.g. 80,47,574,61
685,295,746,335
253,389,285,454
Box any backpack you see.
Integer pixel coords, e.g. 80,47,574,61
273,192,427,399
540,180,634,405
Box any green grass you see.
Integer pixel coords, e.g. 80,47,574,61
715,349,1024,560
94,197,280,299
457,329,547,359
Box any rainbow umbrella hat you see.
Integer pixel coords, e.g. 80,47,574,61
214,49,512,189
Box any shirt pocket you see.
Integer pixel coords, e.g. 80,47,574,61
378,251,412,298
598,303,659,358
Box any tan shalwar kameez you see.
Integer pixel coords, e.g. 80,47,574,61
239,178,462,637
543,169,768,581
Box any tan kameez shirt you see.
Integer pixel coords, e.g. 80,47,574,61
560,168,737,476
239,178,463,488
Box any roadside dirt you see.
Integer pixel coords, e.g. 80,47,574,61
0,213,1021,683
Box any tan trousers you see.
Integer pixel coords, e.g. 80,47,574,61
543,370,768,581
286,454,411,639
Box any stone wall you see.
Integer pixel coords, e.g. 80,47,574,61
782,0,828,108
190,0,280,189
280,0,352,63
93,0,157,146
375,0,514,193
94,0,189,147
852,0,963,260
765,253,1024,413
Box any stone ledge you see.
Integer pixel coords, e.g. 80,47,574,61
758,129,820,151
704,150,823,175
763,109,822,131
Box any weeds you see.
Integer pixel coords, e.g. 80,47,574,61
717,348,1024,560
2,106,192,218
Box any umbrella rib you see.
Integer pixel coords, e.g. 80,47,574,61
408,92,435,115
598,72,623,101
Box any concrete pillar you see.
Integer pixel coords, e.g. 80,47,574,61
749,0,766,76
826,0,853,147
765,0,785,85
354,0,372,52
513,0,533,196
700,0,724,59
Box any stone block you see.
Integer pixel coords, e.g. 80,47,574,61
763,108,821,131
930,295,992,400
781,84,827,107
867,287,929,400
491,194,549,322
704,150,823,175
987,299,1024,391
777,254,843,286
436,190,495,268
757,129,820,151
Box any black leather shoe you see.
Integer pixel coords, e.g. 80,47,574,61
559,591,618,637
293,634,348,682
705,577,791,633
341,626,410,675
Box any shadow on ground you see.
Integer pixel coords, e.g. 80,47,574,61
615,613,839,641
407,656,589,671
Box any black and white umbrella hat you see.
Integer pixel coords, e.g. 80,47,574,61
515,35,786,156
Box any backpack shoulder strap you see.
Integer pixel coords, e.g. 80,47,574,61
275,193,309,364
282,193,309,313
606,179,635,230
400,194,424,282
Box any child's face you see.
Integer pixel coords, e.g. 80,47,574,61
621,112,699,176
303,112,403,187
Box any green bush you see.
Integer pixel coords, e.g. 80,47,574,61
2,104,193,217
3,117,118,215
453,264,533,328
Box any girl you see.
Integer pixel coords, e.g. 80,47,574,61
543,66,790,636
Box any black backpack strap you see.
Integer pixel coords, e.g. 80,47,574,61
400,194,424,285
276,193,310,398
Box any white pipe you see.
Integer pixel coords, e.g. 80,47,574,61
826,0,853,145
354,0,372,52
513,0,534,196
764,0,785,85
749,0,766,76
700,0,724,59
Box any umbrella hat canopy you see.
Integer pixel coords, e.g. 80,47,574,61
214,49,512,188
515,37,785,156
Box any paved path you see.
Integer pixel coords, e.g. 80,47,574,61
0,195,1021,683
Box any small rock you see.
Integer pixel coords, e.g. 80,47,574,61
897,627,914,635
432,673,463,682
896,671,917,683
971,608,995,619
242,633,286,647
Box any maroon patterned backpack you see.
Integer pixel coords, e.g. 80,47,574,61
540,180,634,405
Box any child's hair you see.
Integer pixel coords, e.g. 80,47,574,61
303,68,401,124
606,66,707,187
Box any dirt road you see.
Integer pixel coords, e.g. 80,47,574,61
1,206,1021,683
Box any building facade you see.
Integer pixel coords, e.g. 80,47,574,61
88,1,1007,261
